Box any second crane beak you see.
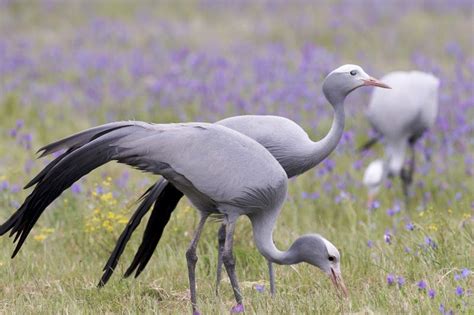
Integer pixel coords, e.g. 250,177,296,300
363,77,391,89
329,267,349,298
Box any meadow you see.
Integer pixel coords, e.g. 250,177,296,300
0,1,473,314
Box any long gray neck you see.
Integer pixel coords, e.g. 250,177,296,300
249,211,300,265
301,102,345,171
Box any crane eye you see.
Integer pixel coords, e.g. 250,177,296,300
328,255,335,262
350,70,357,76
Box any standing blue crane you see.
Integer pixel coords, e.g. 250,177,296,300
95,65,390,292
0,121,347,314
361,71,439,205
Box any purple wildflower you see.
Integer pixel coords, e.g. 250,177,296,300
367,240,373,248
0,180,9,191
353,159,363,170
387,274,395,285
231,303,244,313
371,200,381,209
455,286,464,296
454,273,461,281
439,304,453,315
9,128,17,138
397,276,405,288
392,203,401,213
384,230,392,244
461,268,470,278
439,304,445,313
386,208,396,216
16,119,24,129
96,185,104,195
10,184,21,193
254,284,265,293
324,159,335,172
71,183,82,194
428,288,436,299
417,280,427,290
455,192,462,200
425,237,437,249
405,222,415,231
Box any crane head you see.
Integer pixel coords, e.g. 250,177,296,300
323,64,391,105
293,234,348,297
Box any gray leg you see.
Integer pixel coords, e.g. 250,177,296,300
186,214,208,315
268,260,275,297
400,146,415,207
222,221,244,311
215,223,226,296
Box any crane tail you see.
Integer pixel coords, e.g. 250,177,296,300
357,137,379,153
0,123,134,257
37,122,131,157
98,179,169,287
123,182,183,279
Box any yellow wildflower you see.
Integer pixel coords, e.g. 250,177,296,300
34,234,47,242
100,192,113,202
463,213,471,219
428,224,438,231
0,175,6,181
118,218,128,224
419,211,424,217
448,208,453,214
42,228,55,234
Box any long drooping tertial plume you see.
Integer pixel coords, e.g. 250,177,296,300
98,179,170,287
122,182,183,279
0,122,154,257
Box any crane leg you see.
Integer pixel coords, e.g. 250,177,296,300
222,221,244,311
185,214,208,315
215,223,226,296
268,260,276,297
400,145,416,208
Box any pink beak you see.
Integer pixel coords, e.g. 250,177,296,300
329,267,349,298
363,77,391,89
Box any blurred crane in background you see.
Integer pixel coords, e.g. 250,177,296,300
361,71,439,206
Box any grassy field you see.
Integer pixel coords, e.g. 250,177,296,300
0,1,473,314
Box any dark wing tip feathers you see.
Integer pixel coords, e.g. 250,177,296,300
123,184,183,279
2,123,135,258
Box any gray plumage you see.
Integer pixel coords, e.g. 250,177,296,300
362,71,439,204
1,121,346,313
95,64,389,291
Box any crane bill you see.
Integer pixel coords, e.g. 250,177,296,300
330,267,349,298
363,77,391,89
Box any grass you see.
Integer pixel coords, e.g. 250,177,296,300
0,143,472,314
0,1,473,314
